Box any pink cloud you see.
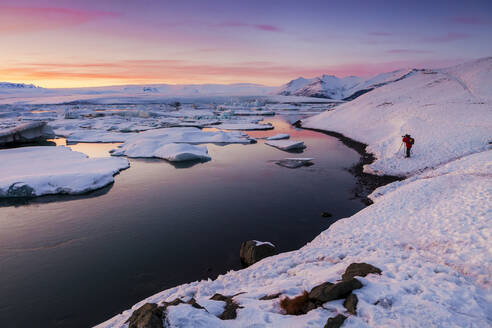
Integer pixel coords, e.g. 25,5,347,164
387,49,432,54
0,6,118,33
422,33,471,43
450,16,492,25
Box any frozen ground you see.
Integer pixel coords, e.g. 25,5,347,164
96,58,491,327
0,146,129,197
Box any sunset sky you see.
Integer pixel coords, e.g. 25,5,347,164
1,0,491,88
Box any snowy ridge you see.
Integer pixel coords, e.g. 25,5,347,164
277,69,416,100
302,58,492,177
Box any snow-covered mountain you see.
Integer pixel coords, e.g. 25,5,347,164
0,82,40,89
278,69,416,100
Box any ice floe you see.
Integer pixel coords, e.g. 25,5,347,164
265,140,306,151
153,143,211,162
0,146,129,197
267,133,290,140
0,122,54,145
275,158,314,168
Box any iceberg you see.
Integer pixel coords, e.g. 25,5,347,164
0,122,54,146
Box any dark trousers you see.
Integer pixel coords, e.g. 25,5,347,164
406,147,411,157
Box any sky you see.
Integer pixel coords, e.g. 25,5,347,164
1,0,491,88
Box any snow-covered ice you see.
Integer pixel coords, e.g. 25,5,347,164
152,143,211,162
275,158,314,168
265,140,306,151
0,121,54,145
214,123,273,130
110,127,251,158
0,146,129,197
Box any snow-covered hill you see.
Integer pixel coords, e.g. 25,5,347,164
302,57,492,176
0,82,39,89
278,69,416,100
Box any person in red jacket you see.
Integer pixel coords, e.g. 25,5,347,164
402,134,414,158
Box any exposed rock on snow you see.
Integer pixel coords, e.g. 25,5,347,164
153,143,210,162
342,263,382,281
240,240,277,266
309,279,362,304
209,293,243,320
110,127,250,158
267,133,290,140
0,122,54,145
302,58,492,176
125,303,163,328
275,158,313,168
265,140,306,151
343,293,358,315
324,314,347,328
0,146,129,197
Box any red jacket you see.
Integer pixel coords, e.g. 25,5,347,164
403,136,413,148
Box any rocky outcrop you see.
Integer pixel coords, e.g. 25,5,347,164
342,263,382,280
0,122,54,146
240,240,277,266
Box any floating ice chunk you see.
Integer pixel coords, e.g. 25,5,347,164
66,131,136,143
215,123,273,130
267,133,290,140
111,127,251,158
265,140,306,151
0,122,54,145
153,143,211,162
0,146,129,197
275,158,313,168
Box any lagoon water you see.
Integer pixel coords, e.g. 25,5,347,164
0,116,365,327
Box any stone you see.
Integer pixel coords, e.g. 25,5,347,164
259,293,282,300
240,240,277,266
342,263,382,281
126,303,163,328
309,279,362,304
343,293,358,315
324,314,347,328
209,293,243,320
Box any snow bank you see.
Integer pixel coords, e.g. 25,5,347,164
97,149,491,327
302,58,492,176
110,127,250,158
0,146,129,197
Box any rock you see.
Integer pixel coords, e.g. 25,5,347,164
343,293,358,315
279,291,317,315
126,303,163,328
0,122,55,146
259,293,282,300
275,158,313,168
342,263,382,281
209,293,242,320
324,314,347,328
309,279,362,304
240,240,277,266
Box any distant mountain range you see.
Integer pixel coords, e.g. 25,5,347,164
277,69,418,100
0,82,39,89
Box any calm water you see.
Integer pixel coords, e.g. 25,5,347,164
0,116,365,328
